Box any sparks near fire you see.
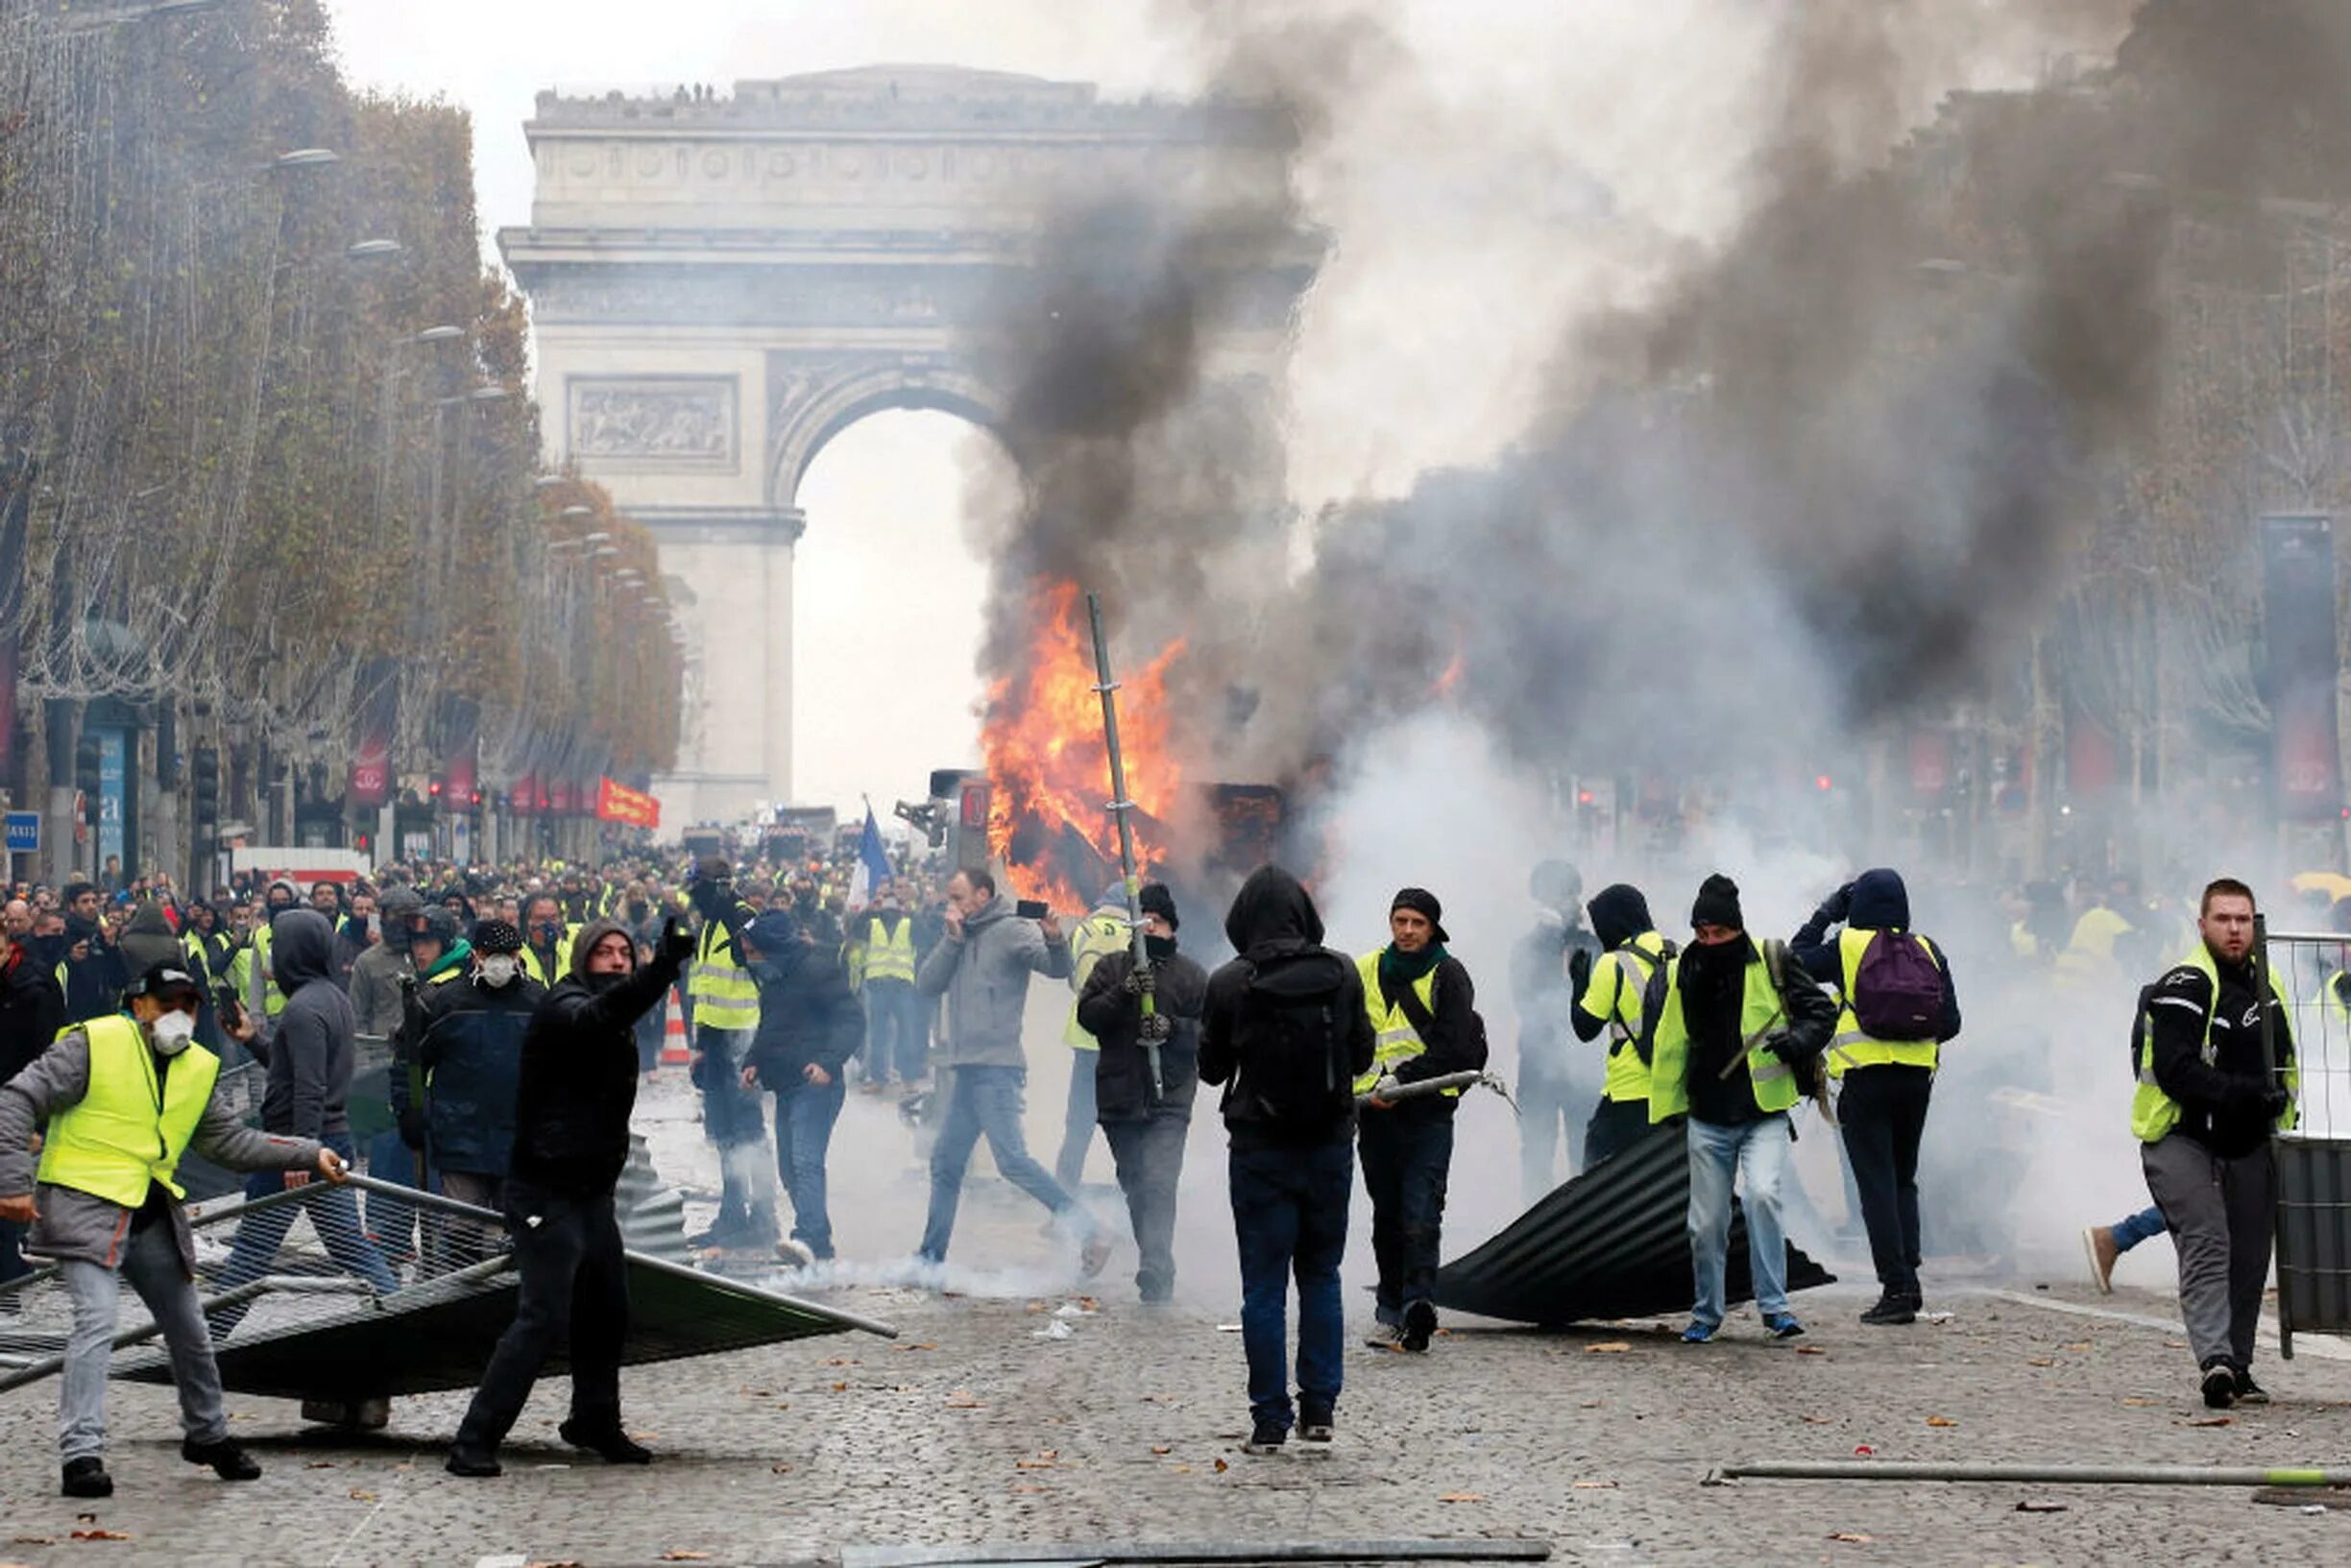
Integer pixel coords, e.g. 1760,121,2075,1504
982,579,1186,912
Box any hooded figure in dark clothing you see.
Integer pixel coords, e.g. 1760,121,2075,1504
739,907,861,1264
1569,883,1671,1170
208,909,399,1339
1510,861,1602,1197
1199,867,1376,1453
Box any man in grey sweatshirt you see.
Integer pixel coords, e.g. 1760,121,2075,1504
912,869,1106,1273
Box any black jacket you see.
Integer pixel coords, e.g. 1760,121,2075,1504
1200,866,1376,1146
0,947,66,1086
259,910,356,1141
57,916,128,1026
2145,952,2292,1159
509,927,683,1196
1790,867,1961,1043
745,943,863,1087
1079,946,1209,1123
415,972,546,1176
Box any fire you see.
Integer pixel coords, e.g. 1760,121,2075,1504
982,579,1186,913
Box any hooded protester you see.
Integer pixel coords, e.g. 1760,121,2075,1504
1077,882,1208,1305
1653,876,1838,1344
351,886,424,1039
207,910,400,1340
1511,861,1603,1199
1199,867,1375,1454
739,907,862,1265
685,856,774,1249
0,961,345,1497
1791,867,1960,1326
116,901,182,977
446,914,694,1477
0,918,65,1289
55,880,130,1026
1572,883,1674,1170
1355,886,1486,1355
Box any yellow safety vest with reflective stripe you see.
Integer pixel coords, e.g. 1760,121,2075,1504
864,914,917,986
1578,931,1669,1104
229,924,286,1017
2132,945,2300,1143
1353,951,1458,1097
1646,936,1799,1123
521,925,580,988
1824,927,1943,1077
691,914,760,1031
36,1016,222,1208
1064,909,1130,1050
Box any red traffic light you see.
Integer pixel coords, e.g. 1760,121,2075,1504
1576,789,1595,806
1814,774,1833,792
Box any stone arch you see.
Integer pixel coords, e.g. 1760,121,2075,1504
768,356,1012,511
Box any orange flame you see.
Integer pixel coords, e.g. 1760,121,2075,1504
982,579,1186,913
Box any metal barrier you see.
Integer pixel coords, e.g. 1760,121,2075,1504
2256,922,2351,1357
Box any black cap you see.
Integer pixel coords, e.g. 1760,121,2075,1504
471,919,522,954
1391,887,1449,944
1691,874,1744,931
125,962,204,1003
1139,882,1179,932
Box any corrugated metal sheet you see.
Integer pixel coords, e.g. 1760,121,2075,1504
1434,1122,1833,1326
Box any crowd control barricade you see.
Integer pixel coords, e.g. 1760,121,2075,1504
2258,918,2351,1359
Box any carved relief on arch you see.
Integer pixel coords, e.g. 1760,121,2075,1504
765,350,1009,508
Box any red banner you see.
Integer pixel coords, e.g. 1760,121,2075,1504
595,777,660,829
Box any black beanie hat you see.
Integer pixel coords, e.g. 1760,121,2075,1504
1691,874,1743,931
1138,881,1178,931
471,919,522,955
1391,887,1449,944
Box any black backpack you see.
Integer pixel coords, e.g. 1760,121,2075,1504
1235,957,1355,1127
1624,939,1682,1065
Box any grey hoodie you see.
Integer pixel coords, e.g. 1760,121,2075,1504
261,908,355,1140
913,893,1073,1069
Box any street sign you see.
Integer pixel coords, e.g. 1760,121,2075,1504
3,811,37,854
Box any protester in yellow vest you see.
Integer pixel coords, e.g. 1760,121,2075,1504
517,892,578,989
1649,876,1837,1345
1570,883,1671,1172
855,883,926,1092
1055,887,1132,1191
686,856,776,1249
0,961,347,1499
2132,877,2299,1412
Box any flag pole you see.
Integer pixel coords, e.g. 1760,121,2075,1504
1086,591,1162,1101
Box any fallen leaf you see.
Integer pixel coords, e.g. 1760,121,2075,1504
2064,1341,2092,1351
824,1357,859,1366
1854,1445,1876,1457
771,1463,793,1474
893,1343,939,1352
831,1383,849,1392
1213,1458,1230,1474
1585,1341,1632,1354
1016,1460,1059,1470
1828,1532,1874,1544
1803,1416,1835,1426
70,1531,133,1542
2181,1416,2233,1428
1439,1492,1487,1504
2163,1340,2189,1349
1571,1480,1618,1489
1151,1446,1173,1456
2026,1358,2056,1367
12,1539,58,1548
1796,1346,1827,1357
659,1555,711,1563
1011,1484,1048,1495
2015,1500,2070,1513
305,1459,337,1468
1926,1416,1958,1428
2121,1397,2159,1408
1172,1464,1195,1474
348,1488,377,1502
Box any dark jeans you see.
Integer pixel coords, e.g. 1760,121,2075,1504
364,1129,437,1262
210,1132,399,1339
1103,1115,1188,1302
1838,1064,1933,1298
773,1075,846,1259
1230,1135,1352,1430
863,980,926,1084
1357,1109,1454,1324
918,1065,1089,1263
0,1215,28,1287
698,1024,772,1225
1055,1049,1101,1191
455,1181,629,1452
1582,1096,1652,1174
634,991,667,1074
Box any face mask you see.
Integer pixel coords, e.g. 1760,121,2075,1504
1145,934,1178,963
477,953,521,987
535,921,563,942
149,1009,198,1055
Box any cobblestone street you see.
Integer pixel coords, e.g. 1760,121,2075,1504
5,1072,2351,1565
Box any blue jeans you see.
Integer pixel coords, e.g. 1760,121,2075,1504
773,1075,846,1258
1685,1113,1793,1331
1357,1109,1453,1324
1230,1136,1352,1430
209,1132,399,1339
1055,1049,1101,1191
862,980,926,1084
2113,1203,2166,1253
918,1065,1090,1263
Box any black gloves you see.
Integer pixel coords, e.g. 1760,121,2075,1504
1765,1031,1812,1065
660,916,695,965
397,1106,427,1151
1120,962,1156,998
2260,1084,2293,1122
1567,948,1593,993
1139,1012,1174,1045
1818,883,1854,924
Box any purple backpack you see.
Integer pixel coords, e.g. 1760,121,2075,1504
1851,930,1946,1040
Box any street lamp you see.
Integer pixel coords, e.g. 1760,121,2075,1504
273,149,341,171
347,239,403,260
410,326,465,346
561,505,594,521
533,475,568,492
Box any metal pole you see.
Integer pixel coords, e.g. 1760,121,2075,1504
1713,1459,2351,1487
1084,591,1160,1100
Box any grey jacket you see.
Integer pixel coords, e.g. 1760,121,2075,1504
260,909,354,1140
0,1028,321,1270
349,941,413,1039
914,895,1073,1069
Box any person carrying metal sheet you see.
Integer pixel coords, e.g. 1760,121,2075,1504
2130,877,2298,1411
1570,882,1673,1172
1648,875,1836,1344
1356,886,1487,1355
0,961,347,1499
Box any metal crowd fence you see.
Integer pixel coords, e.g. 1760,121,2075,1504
2257,918,2351,1357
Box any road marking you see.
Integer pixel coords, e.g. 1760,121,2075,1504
1975,1289,2351,1362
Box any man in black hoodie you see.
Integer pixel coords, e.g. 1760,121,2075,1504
208,909,399,1339
1572,883,1674,1170
1791,866,1961,1326
448,915,693,1476
1355,887,1486,1355
1078,882,1209,1305
1199,868,1375,1455
740,907,863,1265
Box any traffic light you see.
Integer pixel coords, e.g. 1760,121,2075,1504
192,746,219,823
74,732,100,799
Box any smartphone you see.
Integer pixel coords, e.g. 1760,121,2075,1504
1015,899,1050,921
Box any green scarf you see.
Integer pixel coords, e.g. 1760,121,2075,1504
424,938,473,982
1379,942,1446,988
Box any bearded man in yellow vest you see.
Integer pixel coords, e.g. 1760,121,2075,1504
0,962,348,1500
2134,877,2299,1411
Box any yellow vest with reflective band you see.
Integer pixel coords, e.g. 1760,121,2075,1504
521,924,580,988
230,924,286,1017
1063,909,1130,1050
864,914,917,986
1353,951,1458,1097
37,1016,222,1208
1580,931,1669,1104
1646,936,1800,1123
2132,945,2300,1143
691,915,760,1031
1825,927,1943,1077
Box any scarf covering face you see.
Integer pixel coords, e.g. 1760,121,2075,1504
1677,933,1747,1049
1379,941,1447,1010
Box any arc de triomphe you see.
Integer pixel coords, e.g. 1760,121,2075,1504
500,65,1310,828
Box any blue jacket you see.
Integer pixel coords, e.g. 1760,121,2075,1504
417,972,545,1175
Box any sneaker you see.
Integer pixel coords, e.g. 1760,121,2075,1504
1401,1299,1438,1354
1242,1420,1288,1455
1859,1294,1917,1326
2083,1225,2119,1294
774,1238,817,1268
1680,1320,1718,1344
2201,1363,2237,1411
2233,1368,2270,1406
182,1436,261,1481
1079,1230,1113,1279
559,1417,653,1464
1297,1407,1335,1443
1762,1312,1806,1339
1362,1322,1406,1352
61,1457,112,1498
444,1446,502,1478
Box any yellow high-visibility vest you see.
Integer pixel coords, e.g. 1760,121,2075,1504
37,1016,221,1208
2132,945,2299,1143
1824,927,1943,1076
1578,931,1670,1105
864,915,917,985
691,915,759,1031
1353,951,1459,1097
1646,937,1800,1123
